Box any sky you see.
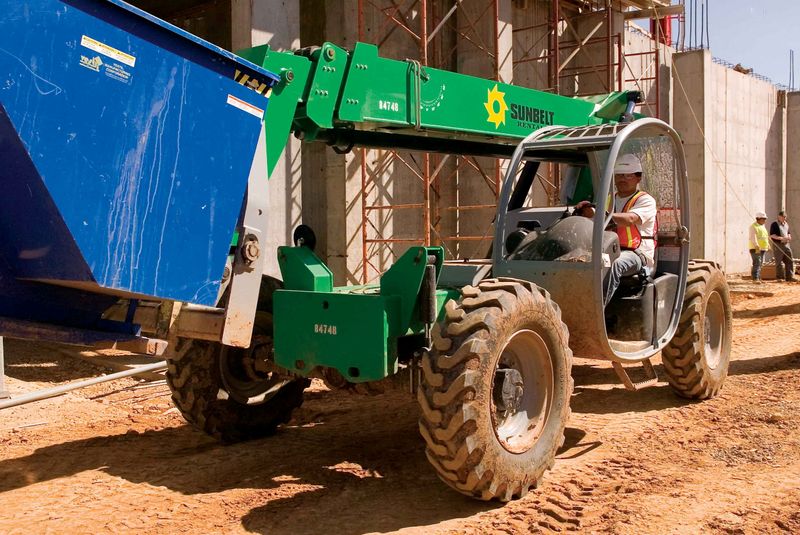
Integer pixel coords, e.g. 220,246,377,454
680,0,800,88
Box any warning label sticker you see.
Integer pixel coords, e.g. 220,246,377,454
226,94,264,119
80,35,136,68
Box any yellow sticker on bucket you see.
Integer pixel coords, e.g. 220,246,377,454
80,35,136,68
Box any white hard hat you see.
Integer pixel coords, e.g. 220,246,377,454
755,211,767,219
614,154,643,174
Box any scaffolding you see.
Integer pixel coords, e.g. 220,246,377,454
353,0,678,283
356,0,504,283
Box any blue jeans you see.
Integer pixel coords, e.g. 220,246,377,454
750,249,765,280
604,250,643,306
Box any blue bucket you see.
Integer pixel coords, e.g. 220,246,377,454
0,0,278,327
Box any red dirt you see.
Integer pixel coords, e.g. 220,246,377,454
1,277,799,534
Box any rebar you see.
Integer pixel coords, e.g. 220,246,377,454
0,360,167,410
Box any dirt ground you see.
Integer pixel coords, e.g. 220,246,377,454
2,277,800,534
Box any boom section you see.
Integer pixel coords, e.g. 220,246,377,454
237,42,638,174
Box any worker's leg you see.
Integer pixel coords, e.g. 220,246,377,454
774,246,786,280
750,249,763,281
783,245,795,281
604,250,642,307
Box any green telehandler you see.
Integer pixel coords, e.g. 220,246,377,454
162,41,733,501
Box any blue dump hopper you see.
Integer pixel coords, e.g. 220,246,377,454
0,0,278,339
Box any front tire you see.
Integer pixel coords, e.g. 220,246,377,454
662,261,733,399
166,323,308,443
418,278,573,501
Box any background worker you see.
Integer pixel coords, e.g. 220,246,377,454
749,212,770,283
769,210,796,282
604,154,657,306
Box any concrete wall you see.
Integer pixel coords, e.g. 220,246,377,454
673,49,788,274
788,93,800,227
297,1,363,285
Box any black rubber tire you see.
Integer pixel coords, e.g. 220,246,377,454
166,314,308,443
662,261,733,399
418,278,573,502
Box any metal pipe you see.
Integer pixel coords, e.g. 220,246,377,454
0,337,8,399
0,360,167,410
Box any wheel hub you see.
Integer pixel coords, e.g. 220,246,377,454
493,368,524,416
220,335,293,405
491,329,554,454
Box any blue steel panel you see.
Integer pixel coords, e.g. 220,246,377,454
0,0,277,306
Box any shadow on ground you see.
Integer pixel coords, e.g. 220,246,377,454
734,303,800,319
0,391,496,534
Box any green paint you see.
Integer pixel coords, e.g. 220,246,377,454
237,41,638,176
234,40,638,384
277,246,333,292
273,246,450,382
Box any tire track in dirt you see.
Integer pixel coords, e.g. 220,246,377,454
2,278,800,534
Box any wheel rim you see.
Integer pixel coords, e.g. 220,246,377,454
491,329,554,454
219,342,292,405
704,291,725,369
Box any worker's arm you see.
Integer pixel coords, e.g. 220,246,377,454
769,222,784,242
611,212,641,226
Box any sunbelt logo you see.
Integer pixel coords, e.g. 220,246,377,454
485,82,557,131
484,84,508,129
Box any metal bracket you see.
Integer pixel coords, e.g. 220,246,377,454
221,123,271,348
612,358,659,391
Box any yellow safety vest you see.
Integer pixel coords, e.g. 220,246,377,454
749,222,769,250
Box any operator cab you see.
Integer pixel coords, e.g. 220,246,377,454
492,119,690,362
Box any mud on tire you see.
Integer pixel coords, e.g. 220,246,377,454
662,261,733,399
166,319,308,443
418,278,573,501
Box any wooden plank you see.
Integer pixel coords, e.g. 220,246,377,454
624,5,685,20
620,0,673,10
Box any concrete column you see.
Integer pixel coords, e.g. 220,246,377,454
778,91,789,215
230,0,252,51
448,0,513,259
787,92,800,224
672,50,711,262
232,1,302,279
497,0,514,84
511,0,552,90
297,0,363,285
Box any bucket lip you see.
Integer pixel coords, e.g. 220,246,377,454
104,0,280,86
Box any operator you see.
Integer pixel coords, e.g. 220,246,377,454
603,154,657,306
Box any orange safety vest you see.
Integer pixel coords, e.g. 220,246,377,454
616,191,649,250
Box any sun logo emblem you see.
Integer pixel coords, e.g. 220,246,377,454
484,84,508,129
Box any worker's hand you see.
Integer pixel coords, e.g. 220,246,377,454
573,200,595,218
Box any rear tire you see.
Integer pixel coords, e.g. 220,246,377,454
418,278,573,501
166,314,308,443
662,261,733,399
